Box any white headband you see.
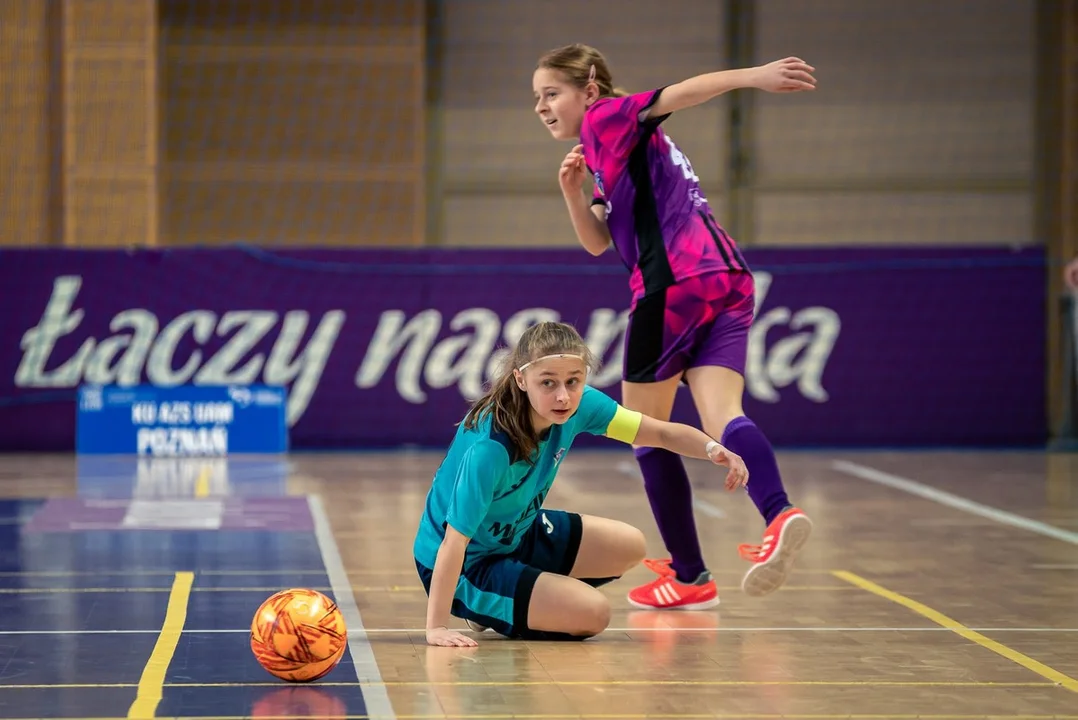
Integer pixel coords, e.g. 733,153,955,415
517,353,586,373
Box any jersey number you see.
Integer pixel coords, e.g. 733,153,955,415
600,135,700,218
665,135,699,183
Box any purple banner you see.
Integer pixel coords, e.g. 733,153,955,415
0,245,1046,450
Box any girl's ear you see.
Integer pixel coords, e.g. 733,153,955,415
513,369,526,391
584,81,600,106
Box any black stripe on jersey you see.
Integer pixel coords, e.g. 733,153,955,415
629,125,676,296
698,210,745,272
709,211,750,270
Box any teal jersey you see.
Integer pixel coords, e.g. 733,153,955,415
413,385,640,570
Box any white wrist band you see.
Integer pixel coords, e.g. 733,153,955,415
705,440,719,456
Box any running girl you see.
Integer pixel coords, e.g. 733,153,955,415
532,43,816,609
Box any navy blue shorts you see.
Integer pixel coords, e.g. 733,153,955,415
415,509,583,639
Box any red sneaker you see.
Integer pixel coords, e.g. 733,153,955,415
627,559,720,610
738,507,813,597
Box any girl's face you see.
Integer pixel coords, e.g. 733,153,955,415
532,68,595,140
513,355,587,432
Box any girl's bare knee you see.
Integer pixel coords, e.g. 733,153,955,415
576,593,611,637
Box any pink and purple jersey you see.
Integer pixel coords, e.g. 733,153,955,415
581,88,748,300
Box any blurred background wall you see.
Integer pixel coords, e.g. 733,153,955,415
1,0,1075,449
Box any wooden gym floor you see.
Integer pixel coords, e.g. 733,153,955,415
0,448,1076,719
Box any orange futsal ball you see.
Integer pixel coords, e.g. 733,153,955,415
250,588,348,682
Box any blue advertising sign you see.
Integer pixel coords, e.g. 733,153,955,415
75,384,287,456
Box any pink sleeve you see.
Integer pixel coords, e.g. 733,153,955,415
583,88,669,161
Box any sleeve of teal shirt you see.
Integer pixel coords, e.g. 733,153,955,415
576,385,643,444
444,439,510,539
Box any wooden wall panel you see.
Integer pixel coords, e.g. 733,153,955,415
0,1,51,247
159,0,426,246
62,0,157,247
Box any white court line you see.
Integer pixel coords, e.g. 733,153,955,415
308,495,396,719
691,497,726,519
832,460,1078,546
5,626,1077,635
1033,564,1078,570
616,461,726,518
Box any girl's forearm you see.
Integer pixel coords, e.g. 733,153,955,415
426,532,467,630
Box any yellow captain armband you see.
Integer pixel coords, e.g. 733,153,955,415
604,405,643,444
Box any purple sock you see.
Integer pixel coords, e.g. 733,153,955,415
720,416,791,526
634,446,707,583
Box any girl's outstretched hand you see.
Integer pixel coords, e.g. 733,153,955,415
426,626,478,647
706,442,749,491
751,57,817,93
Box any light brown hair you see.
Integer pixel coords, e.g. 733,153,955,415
463,321,598,464
536,43,628,99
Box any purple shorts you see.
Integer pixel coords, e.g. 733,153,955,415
622,271,755,383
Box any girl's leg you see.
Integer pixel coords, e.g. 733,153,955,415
524,573,611,639
474,512,638,640
684,365,795,526
450,556,611,641
568,514,647,582
621,378,721,610
684,298,813,597
620,284,721,610
523,513,707,638
621,376,710,580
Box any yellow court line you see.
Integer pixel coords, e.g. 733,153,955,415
164,716,1078,720
0,585,861,594
833,570,1078,694
193,466,211,498
344,585,856,593
0,570,330,577
4,715,1078,720
0,680,1058,689
343,568,842,576
126,571,194,719
0,587,334,594
0,568,843,578
169,680,1056,688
